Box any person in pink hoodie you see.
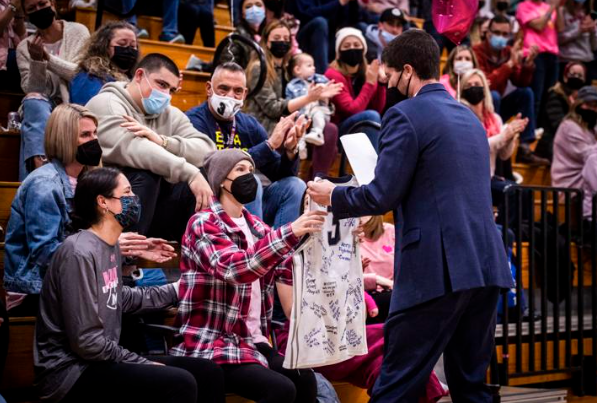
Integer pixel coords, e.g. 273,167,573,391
325,27,386,152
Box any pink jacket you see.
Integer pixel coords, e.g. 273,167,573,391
324,67,386,124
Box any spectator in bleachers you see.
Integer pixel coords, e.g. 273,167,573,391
286,0,360,74
459,69,530,227
365,7,407,61
172,149,323,403
581,147,597,222
536,61,586,160
17,0,90,180
358,215,394,324
246,20,342,179
516,0,563,117
179,0,216,46
325,27,385,151
473,16,546,165
0,0,25,93
411,0,469,54
439,45,479,98
4,104,172,316
551,85,597,189
86,53,216,241
223,0,266,68
186,62,307,229
558,0,596,80
35,167,225,403
70,21,139,106
492,0,519,34
459,69,528,178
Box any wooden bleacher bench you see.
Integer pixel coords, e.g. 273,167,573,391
139,39,215,68
172,71,210,111
513,163,551,187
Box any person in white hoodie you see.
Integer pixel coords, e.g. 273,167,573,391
86,53,216,241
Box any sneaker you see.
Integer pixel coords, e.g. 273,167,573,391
534,127,544,140
298,139,308,160
303,130,325,146
516,146,549,166
137,28,149,39
186,54,212,72
160,33,185,44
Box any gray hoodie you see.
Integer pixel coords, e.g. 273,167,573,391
34,230,178,402
86,81,216,184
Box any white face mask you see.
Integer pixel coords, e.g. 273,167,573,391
453,60,473,76
209,93,244,120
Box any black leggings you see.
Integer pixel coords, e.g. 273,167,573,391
222,343,317,403
62,356,225,403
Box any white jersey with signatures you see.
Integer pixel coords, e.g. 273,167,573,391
283,176,368,369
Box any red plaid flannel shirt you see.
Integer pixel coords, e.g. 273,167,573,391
171,200,298,366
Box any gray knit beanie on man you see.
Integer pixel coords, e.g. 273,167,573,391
203,149,255,198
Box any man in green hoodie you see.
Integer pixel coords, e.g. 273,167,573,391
86,53,216,241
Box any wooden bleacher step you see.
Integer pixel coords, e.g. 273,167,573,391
75,6,233,47
513,163,551,187
439,386,567,403
139,39,214,70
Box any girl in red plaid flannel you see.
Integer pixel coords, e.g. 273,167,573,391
172,149,327,403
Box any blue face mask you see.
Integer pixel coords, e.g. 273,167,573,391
489,34,508,50
380,29,397,44
245,5,265,26
140,72,172,115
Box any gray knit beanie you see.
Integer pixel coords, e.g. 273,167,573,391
204,149,255,198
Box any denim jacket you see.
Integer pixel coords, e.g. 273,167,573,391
285,74,329,100
4,160,74,294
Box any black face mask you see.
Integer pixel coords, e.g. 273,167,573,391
339,49,364,67
76,139,103,166
462,86,485,105
28,6,55,30
578,107,597,128
224,173,258,204
269,41,290,58
496,1,509,11
383,70,411,113
111,46,139,72
567,76,585,91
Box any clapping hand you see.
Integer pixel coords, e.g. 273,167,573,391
284,114,309,157
28,34,48,62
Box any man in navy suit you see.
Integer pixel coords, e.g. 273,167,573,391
307,30,513,403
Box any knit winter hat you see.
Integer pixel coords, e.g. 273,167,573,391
577,86,597,104
204,149,255,198
335,27,367,57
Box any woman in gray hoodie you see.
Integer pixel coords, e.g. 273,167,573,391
34,167,225,403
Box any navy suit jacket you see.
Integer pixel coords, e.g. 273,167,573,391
331,83,513,312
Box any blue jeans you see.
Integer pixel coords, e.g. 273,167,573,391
179,0,215,46
297,17,329,74
531,52,559,119
246,176,306,229
19,97,52,181
339,110,382,152
492,87,536,143
129,0,179,38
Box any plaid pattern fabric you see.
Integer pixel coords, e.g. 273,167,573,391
171,200,298,366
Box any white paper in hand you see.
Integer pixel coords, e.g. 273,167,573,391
340,133,378,185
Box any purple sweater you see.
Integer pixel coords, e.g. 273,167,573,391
551,119,597,190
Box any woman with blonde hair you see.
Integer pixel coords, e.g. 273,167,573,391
245,20,342,178
4,104,170,316
325,27,385,151
70,21,139,105
460,69,528,177
440,45,480,98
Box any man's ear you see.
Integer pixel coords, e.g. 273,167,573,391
206,81,213,97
